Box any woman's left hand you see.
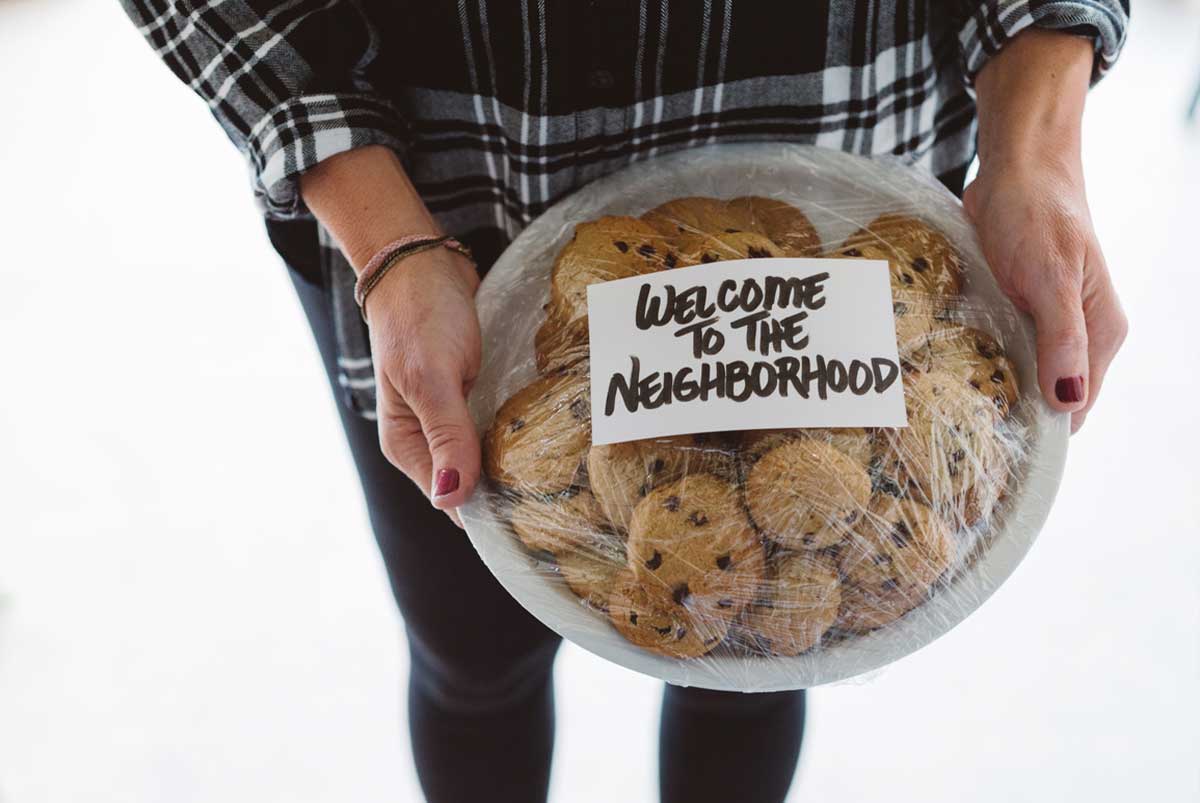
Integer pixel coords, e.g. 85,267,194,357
967,28,1128,433
964,153,1127,433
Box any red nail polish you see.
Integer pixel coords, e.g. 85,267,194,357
1055,376,1085,404
434,468,459,498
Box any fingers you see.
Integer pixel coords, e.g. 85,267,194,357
1024,257,1090,417
1072,244,1128,433
403,366,481,514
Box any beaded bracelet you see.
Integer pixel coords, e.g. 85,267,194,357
354,234,474,321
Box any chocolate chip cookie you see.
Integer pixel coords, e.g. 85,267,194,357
734,550,841,656
744,439,871,550
483,369,592,495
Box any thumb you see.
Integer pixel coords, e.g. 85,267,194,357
409,371,481,512
1026,269,1089,415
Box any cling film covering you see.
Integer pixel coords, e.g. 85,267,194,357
461,144,1066,692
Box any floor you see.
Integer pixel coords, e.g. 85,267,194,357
0,1,1197,801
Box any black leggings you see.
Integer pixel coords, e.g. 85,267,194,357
287,264,805,803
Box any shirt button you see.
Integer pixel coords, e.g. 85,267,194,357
587,69,614,90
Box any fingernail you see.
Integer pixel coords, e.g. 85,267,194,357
434,468,460,498
1055,376,1085,404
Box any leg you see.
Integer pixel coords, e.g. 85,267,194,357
281,244,561,803
659,686,805,803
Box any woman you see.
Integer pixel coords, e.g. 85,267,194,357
121,3,1129,801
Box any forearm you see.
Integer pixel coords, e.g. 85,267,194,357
299,145,439,272
974,29,1094,168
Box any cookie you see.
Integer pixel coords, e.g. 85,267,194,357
733,551,841,656
640,196,737,236
483,369,592,495
800,427,875,470
626,474,762,600
834,584,919,634
876,369,1008,527
724,196,822,256
737,428,803,469
587,433,737,533
744,439,871,550
550,216,679,323
836,214,963,296
534,303,590,373
555,532,627,611
904,325,1020,417
891,289,959,352
672,229,783,265
509,487,608,555
839,497,955,599
607,568,731,658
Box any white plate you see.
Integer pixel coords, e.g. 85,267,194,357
460,143,1069,692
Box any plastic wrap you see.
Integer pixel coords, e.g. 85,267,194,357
461,144,1068,692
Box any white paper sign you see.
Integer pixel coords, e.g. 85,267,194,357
586,257,908,445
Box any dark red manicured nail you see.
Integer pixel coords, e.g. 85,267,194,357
1055,376,1085,404
434,468,459,498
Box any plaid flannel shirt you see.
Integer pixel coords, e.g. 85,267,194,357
122,0,1128,420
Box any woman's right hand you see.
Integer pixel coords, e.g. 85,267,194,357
364,246,482,527
300,145,484,527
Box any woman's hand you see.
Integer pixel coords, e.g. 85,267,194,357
969,29,1127,432
365,248,482,525
301,145,483,526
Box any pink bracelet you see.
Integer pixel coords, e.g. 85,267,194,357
354,234,474,320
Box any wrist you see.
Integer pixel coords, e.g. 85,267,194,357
975,29,1092,169
299,145,442,273
363,247,478,323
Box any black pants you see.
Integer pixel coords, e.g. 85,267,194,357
282,241,805,803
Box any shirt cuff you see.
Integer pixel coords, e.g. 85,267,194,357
957,0,1129,88
245,93,410,220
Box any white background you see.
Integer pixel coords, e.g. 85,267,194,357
587,258,907,444
0,1,1197,801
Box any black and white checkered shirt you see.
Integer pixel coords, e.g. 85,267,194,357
122,0,1128,419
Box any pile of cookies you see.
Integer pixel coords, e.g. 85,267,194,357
483,196,1023,660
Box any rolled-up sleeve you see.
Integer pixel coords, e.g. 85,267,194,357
120,0,409,218
955,0,1130,87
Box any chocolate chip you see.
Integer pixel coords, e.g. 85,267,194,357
656,625,673,636
881,579,900,592
951,448,966,462
644,550,663,570
748,246,771,258
650,458,665,474
893,301,909,315
701,253,718,263
724,228,741,233
901,273,914,285
871,552,892,565
801,534,815,546
569,398,588,420
664,495,681,512
977,342,998,359
664,252,678,268
890,521,912,547
969,379,981,390
637,243,656,257
629,612,638,625
717,598,734,608
688,511,709,526
844,510,859,525
715,554,732,570
844,248,862,257
674,627,688,640
510,418,526,432
911,256,929,272
614,240,629,253
990,369,1005,384
637,483,649,497
672,583,691,604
